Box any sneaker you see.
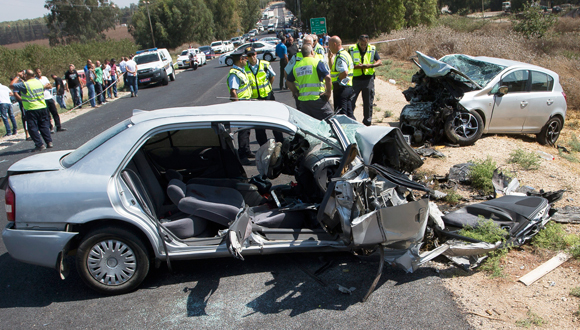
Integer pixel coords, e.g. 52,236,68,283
47,142,54,148
32,145,46,152
57,127,67,132
240,157,251,165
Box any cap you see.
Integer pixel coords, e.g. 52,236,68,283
231,48,248,58
244,46,256,56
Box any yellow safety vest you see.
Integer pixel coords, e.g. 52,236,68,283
295,50,323,63
244,60,272,99
314,43,324,57
227,68,251,100
349,44,376,77
293,57,325,102
330,49,354,86
21,79,46,110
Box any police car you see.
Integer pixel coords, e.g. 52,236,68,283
133,48,176,86
218,42,277,66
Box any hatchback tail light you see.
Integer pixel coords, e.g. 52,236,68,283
5,186,15,222
562,92,567,104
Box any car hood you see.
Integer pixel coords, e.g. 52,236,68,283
7,150,71,173
414,51,482,89
177,55,189,61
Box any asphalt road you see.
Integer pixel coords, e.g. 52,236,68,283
0,5,470,330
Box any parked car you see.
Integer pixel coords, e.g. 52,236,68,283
199,46,216,60
248,29,257,37
210,41,226,54
219,42,277,66
230,36,242,46
267,24,275,33
2,102,435,295
223,40,234,52
176,48,207,69
399,52,567,146
133,48,176,86
259,37,280,45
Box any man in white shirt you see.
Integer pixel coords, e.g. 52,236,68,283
0,82,17,136
119,57,128,91
125,56,138,97
35,68,66,132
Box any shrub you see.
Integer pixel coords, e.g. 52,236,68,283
480,247,510,278
442,188,462,205
383,110,393,118
458,216,509,243
558,150,580,163
569,135,580,153
508,148,541,170
532,222,580,257
511,2,557,39
571,287,580,298
469,156,497,194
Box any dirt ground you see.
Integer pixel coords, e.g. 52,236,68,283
358,77,580,329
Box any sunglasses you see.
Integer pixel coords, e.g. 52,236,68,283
359,35,369,40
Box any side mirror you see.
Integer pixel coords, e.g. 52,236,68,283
497,85,508,96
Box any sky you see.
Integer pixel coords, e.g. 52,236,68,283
0,0,137,22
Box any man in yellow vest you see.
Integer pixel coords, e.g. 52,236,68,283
349,34,383,126
226,49,253,165
286,45,333,120
312,34,326,61
285,35,313,109
329,36,355,119
9,70,53,151
243,46,283,145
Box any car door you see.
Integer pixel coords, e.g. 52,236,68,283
488,69,530,133
522,70,557,133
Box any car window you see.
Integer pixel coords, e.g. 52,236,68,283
530,71,554,92
134,53,160,65
62,119,132,168
144,128,220,149
199,46,210,51
211,42,222,46
254,43,264,48
180,50,188,56
501,70,529,93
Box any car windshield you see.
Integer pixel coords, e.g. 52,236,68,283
285,106,342,150
211,42,222,46
440,54,506,87
199,46,210,51
180,50,188,56
134,53,160,65
62,119,132,168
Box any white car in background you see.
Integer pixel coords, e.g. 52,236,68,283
223,41,235,52
210,41,227,54
176,49,207,69
259,37,280,45
219,42,277,66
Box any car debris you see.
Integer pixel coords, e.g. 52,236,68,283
519,252,571,286
337,284,356,295
415,147,445,158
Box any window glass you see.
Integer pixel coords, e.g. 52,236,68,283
134,53,160,65
144,128,220,149
501,70,529,93
253,43,265,48
530,71,554,92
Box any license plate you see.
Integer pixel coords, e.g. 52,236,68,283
140,78,151,83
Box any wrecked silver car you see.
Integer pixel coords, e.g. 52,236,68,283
400,52,567,146
2,102,436,296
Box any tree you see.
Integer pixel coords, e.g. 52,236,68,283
130,0,214,49
404,0,438,27
239,0,262,33
45,0,119,45
511,2,556,38
204,0,239,40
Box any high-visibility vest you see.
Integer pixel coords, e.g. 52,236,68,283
293,57,325,102
349,44,377,77
21,78,46,110
314,43,324,57
330,49,353,86
244,60,272,99
295,50,323,63
227,68,251,99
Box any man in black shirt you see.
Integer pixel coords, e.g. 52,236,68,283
286,35,298,62
51,74,66,109
64,64,82,108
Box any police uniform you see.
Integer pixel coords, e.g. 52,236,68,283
330,48,355,119
349,43,380,126
226,50,253,161
288,56,333,120
14,77,52,149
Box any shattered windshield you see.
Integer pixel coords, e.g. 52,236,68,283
333,115,364,144
286,106,341,149
440,54,506,88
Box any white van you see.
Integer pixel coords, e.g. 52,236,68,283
133,48,175,86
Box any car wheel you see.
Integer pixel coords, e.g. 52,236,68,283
162,73,169,85
76,226,150,295
263,53,273,62
225,57,234,66
169,69,176,81
537,116,563,146
444,111,484,146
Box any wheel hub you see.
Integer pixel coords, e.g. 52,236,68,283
87,239,136,286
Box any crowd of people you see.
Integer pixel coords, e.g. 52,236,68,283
1,55,139,151
227,32,382,163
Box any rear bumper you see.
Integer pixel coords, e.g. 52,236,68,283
2,223,78,269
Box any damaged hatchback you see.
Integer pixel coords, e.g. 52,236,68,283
400,52,567,146
2,102,439,295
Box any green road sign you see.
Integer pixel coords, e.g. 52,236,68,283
310,17,327,35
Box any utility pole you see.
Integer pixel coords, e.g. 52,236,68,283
145,1,155,48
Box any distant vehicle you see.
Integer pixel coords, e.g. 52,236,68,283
267,24,275,33
210,41,226,54
502,1,511,13
259,37,279,45
219,42,277,66
230,37,242,46
223,40,234,52
199,46,215,60
249,29,258,37
177,49,206,69
133,48,175,86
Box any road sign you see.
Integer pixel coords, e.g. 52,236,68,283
310,17,327,35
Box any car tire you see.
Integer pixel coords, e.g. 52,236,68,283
225,57,234,66
162,73,169,85
444,111,484,146
169,68,176,81
76,226,150,295
263,53,273,62
537,116,563,146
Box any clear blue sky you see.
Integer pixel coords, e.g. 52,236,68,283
0,0,137,22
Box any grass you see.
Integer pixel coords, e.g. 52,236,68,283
458,216,509,244
532,222,580,258
571,287,580,298
480,247,510,278
568,135,580,152
383,110,393,118
469,156,497,195
508,148,541,170
516,310,547,327
559,149,580,163
442,188,462,205
374,59,417,90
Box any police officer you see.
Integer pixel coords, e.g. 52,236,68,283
285,35,314,109
312,34,325,60
349,34,382,126
243,46,283,145
9,70,52,151
286,45,333,120
328,36,355,119
226,49,253,165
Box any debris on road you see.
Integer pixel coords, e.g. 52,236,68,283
337,284,356,295
519,252,571,286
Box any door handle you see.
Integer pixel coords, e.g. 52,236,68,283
520,101,528,107
547,99,554,105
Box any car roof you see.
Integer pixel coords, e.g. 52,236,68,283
130,101,291,125
448,54,558,76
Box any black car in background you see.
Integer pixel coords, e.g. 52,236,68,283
199,46,216,60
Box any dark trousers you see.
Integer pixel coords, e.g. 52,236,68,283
333,83,355,120
45,99,62,130
352,77,375,126
95,81,103,104
26,108,52,148
279,59,288,89
255,91,284,145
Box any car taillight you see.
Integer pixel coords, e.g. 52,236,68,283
5,186,15,222
562,92,567,104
